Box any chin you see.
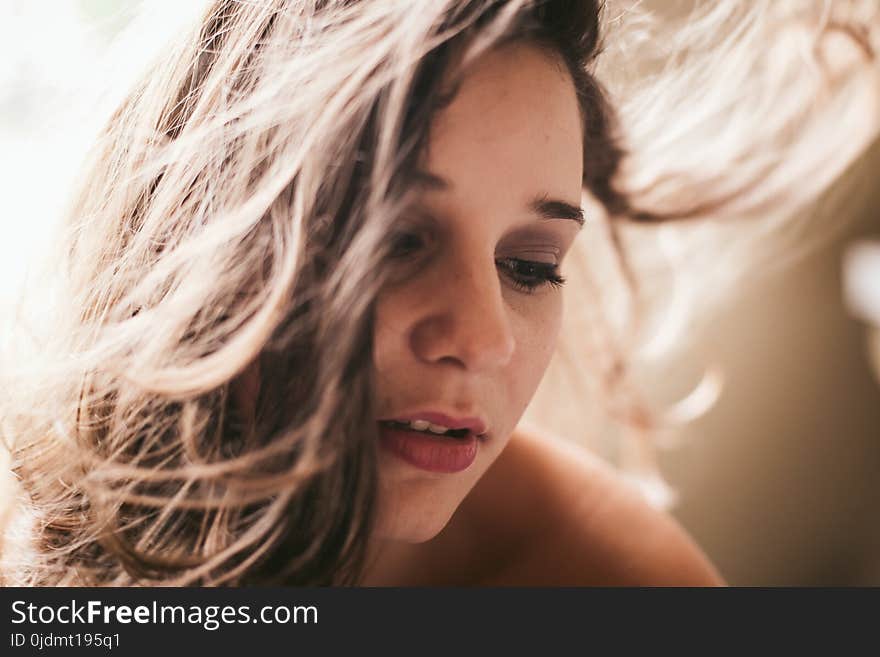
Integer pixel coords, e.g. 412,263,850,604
398,523,446,544
375,504,458,544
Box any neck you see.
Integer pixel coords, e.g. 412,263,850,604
358,536,428,586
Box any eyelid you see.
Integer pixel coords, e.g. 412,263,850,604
392,202,573,266
496,246,562,265
496,257,566,294
400,202,441,227
387,213,441,262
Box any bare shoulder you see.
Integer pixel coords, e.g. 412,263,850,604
462,423,726,586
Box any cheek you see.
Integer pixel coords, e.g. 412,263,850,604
527,292,564,360
372,290,403,382
502,292,563,422
371,282,564,438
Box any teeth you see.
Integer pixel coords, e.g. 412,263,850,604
404,419,452,433
382,418,472,439
384,419,463,434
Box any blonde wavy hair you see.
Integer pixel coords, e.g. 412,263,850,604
526,0,880,505
1,0,878,585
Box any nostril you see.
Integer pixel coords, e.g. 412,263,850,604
406,262,516,370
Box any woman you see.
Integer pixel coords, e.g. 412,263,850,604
1,0,875,586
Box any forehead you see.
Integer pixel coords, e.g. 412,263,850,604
421,41,584,210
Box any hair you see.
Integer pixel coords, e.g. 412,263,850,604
524,0,880,506
0,0,632,586
2,0,879,585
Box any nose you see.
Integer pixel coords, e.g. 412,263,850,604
409,254,516,372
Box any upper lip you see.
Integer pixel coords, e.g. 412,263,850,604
378,411,489,436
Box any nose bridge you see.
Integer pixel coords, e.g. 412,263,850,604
411,248,516,371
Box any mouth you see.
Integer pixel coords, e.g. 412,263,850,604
377,411,489,437
379,419,474,440
376,419,484,473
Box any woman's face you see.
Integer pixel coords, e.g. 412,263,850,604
372,42,585,542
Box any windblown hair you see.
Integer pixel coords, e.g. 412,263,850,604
525,0,880,505
1,0,878,585
0,0,631,586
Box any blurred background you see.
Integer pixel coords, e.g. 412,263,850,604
659,148,880,586
1,1,878,585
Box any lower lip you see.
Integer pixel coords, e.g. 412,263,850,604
377,423,479,473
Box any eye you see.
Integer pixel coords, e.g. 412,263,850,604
388,230,426,259
496,257,566,294
385,226,566,294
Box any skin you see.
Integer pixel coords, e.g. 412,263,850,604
234,41,724,586
360,424,725,585
369,41,583,546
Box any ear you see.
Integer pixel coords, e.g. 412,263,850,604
230,356,261,425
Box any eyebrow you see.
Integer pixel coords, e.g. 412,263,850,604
413,170,585,227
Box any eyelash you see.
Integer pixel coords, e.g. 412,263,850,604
388,232,566,294
496,257,566,293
